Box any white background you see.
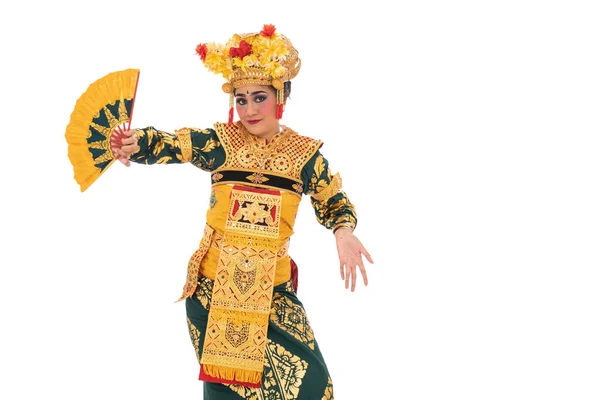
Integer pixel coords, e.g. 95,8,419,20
1,1,599,399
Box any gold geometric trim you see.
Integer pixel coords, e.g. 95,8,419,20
332,222,355,233
201,187,283,385
175,128,193,163
178,225,215,301
226,188,282,239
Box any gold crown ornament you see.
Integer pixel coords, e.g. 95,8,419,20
196,24,301,124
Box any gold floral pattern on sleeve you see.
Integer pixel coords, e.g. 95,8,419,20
311,173,342,202
306,155,331,195
302,151,357,232
129,127,182,164
310,194,357,232
129,126,224,170
200,138,220,153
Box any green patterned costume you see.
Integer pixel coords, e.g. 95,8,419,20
130,122,355,399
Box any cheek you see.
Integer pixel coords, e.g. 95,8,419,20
258,98,277,116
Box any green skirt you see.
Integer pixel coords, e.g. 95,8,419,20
186,275,334,399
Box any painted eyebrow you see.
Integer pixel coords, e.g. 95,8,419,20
235,91,268,97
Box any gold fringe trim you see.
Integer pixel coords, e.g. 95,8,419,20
202,364,262,385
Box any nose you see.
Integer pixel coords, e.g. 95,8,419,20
245,101,258,117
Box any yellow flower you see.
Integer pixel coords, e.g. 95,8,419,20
199,29,295,83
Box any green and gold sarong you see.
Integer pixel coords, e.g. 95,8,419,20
187,276,334,400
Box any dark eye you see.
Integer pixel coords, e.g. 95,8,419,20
236,98,247,105
255,95,267,103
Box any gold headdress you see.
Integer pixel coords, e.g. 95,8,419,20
196,24,301,123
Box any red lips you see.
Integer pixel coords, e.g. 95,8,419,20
247,120,261,125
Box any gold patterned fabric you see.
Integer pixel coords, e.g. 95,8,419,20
310,173,342,202
186,276,334,399
303,153,357,233
200,186,284,386
212,122,322,197
270,293,315,350
130,124,356,231
130,126,224,170
175,128,193,162
179,225,215,301
128,122,354,396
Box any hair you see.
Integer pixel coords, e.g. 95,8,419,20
283,81,292,101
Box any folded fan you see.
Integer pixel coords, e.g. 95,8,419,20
65,68,140,192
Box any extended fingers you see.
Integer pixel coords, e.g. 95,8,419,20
362,247,374,264
358,260,368,287
344,264,349,289
340,250,371,291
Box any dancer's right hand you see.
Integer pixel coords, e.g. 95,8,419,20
114,129,140,167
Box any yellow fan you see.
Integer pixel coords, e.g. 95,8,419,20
65,68,140,192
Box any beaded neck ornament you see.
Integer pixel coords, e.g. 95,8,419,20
196,24,301,124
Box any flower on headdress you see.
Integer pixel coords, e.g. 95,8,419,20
196,25,297,83
260,24,276,37
229,40,252,59
195,43,208,61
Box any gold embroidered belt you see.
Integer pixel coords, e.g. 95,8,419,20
177,226,289,302
198,185,283,387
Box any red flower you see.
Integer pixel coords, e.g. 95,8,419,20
229,40,253,59
260,24,276,37
195,43,208,61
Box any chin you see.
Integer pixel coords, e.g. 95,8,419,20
242,123,267,136
242,123,260,135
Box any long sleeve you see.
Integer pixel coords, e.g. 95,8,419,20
130,126,225,171
301,150,357,233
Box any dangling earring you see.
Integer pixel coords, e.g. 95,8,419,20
222,82,234,124
228,92,234,124
276,88,284,119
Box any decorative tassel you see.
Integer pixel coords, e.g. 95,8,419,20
276,88,284,119
228,92,234,124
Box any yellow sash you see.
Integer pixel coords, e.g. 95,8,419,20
200,185,282,386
